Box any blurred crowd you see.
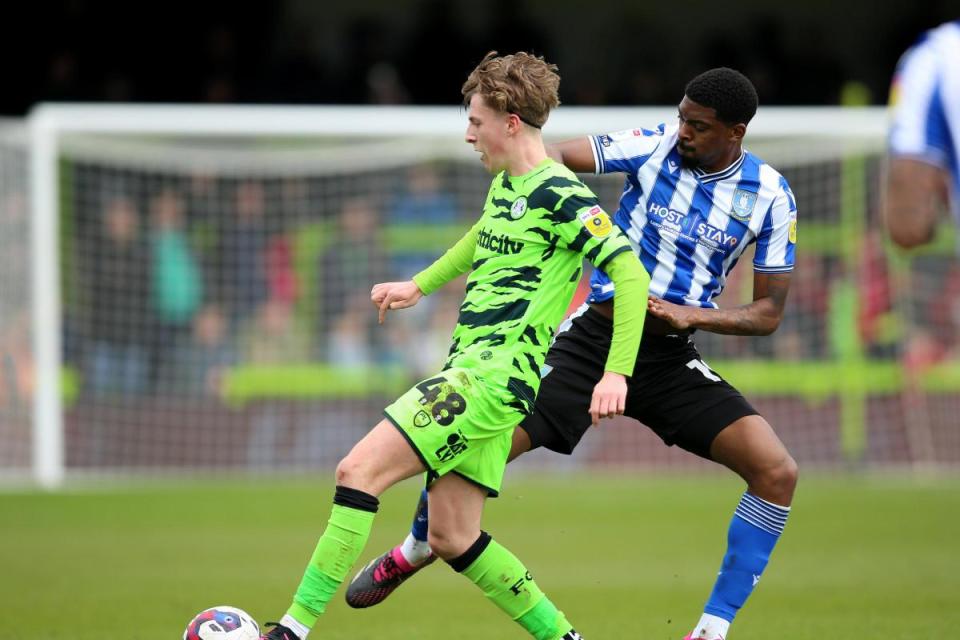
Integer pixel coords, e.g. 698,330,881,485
3,1,953,116
1,155,960,413
60,163,470,399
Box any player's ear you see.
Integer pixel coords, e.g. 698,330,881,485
729,123,747,142
506,112,523,134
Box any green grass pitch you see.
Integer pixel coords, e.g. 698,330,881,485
2,472,958,639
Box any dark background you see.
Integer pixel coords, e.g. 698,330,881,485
3,1,956,114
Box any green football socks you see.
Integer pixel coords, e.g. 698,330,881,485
287,487,378,629
454,533,573,640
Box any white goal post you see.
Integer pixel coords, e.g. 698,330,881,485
22,103,916,488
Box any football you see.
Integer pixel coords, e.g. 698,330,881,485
183,606,260,640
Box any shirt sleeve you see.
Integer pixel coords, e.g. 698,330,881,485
603,251,649,375
412,221,478,295
590,123,666,175
753,181,797,274
551,192,635,272
888,38,952,169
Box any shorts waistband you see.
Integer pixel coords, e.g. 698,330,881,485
587,301,693,339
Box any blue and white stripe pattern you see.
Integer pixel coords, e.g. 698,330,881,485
586,124,797,308
888,20,960,220
734,492,790,536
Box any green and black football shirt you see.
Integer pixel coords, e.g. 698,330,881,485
415,158,635,415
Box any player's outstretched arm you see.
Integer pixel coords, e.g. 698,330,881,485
884,157,949,249
647,271,790,336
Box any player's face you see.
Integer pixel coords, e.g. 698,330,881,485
465,93,512,174
676,96,742,171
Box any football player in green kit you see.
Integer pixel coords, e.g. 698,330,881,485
259,51,650,640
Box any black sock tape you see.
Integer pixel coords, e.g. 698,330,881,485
447,531,492,573
333,485,380,513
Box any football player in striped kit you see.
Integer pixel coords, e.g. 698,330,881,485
886,20,960,249
348,67,798,640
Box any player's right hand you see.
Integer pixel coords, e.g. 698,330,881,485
371,280,423,324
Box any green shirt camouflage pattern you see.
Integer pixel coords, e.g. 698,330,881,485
445,158,633,415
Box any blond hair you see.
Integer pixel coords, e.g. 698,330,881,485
461,51,560,129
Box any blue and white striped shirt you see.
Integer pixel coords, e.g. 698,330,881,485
888,20,960,222
587,124,797,308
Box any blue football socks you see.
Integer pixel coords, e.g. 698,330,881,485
704,492,790,622
411,488,429,541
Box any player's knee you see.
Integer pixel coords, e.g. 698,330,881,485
426,524,472,560
757,454,798,504
335,454,370,489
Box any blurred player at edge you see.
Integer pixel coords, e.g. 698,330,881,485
886,20,960,249
347,67,799,640
258,50,649,640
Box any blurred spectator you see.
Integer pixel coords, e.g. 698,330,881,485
218,180,268,323
317,197,389,364
264,233,299,306
86,195,149,395
0,191,28,314
186,172,220,222
857,231,896,357
327,296,378,366
391,279,465,378
148,187,203,388
389,164,458,224
942,265,960,358
279,177,311,223
0,309,32,467
159,303,236,397
0,310,33,412
388,164,460,275
774,252,830,360
238,298,310,364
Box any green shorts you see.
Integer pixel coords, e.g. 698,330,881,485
384,368,524,496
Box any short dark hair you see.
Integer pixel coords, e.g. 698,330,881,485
684,67,758,125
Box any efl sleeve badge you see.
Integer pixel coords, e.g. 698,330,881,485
579,205,613,238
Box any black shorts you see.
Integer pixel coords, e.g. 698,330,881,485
520,305,759,460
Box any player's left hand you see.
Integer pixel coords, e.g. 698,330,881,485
647,295,695,330
589,371,628,427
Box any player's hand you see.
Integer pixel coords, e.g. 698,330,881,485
371,280,423,323
589,371,628,427
647,295,695,330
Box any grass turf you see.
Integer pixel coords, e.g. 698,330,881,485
2,472,958,639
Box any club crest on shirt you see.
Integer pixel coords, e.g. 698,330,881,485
510,197,528,219
731,188,758,221
579,205,613,238
413,410,432,428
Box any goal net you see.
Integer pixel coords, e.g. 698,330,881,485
0,120,31,478
12,104,960,485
